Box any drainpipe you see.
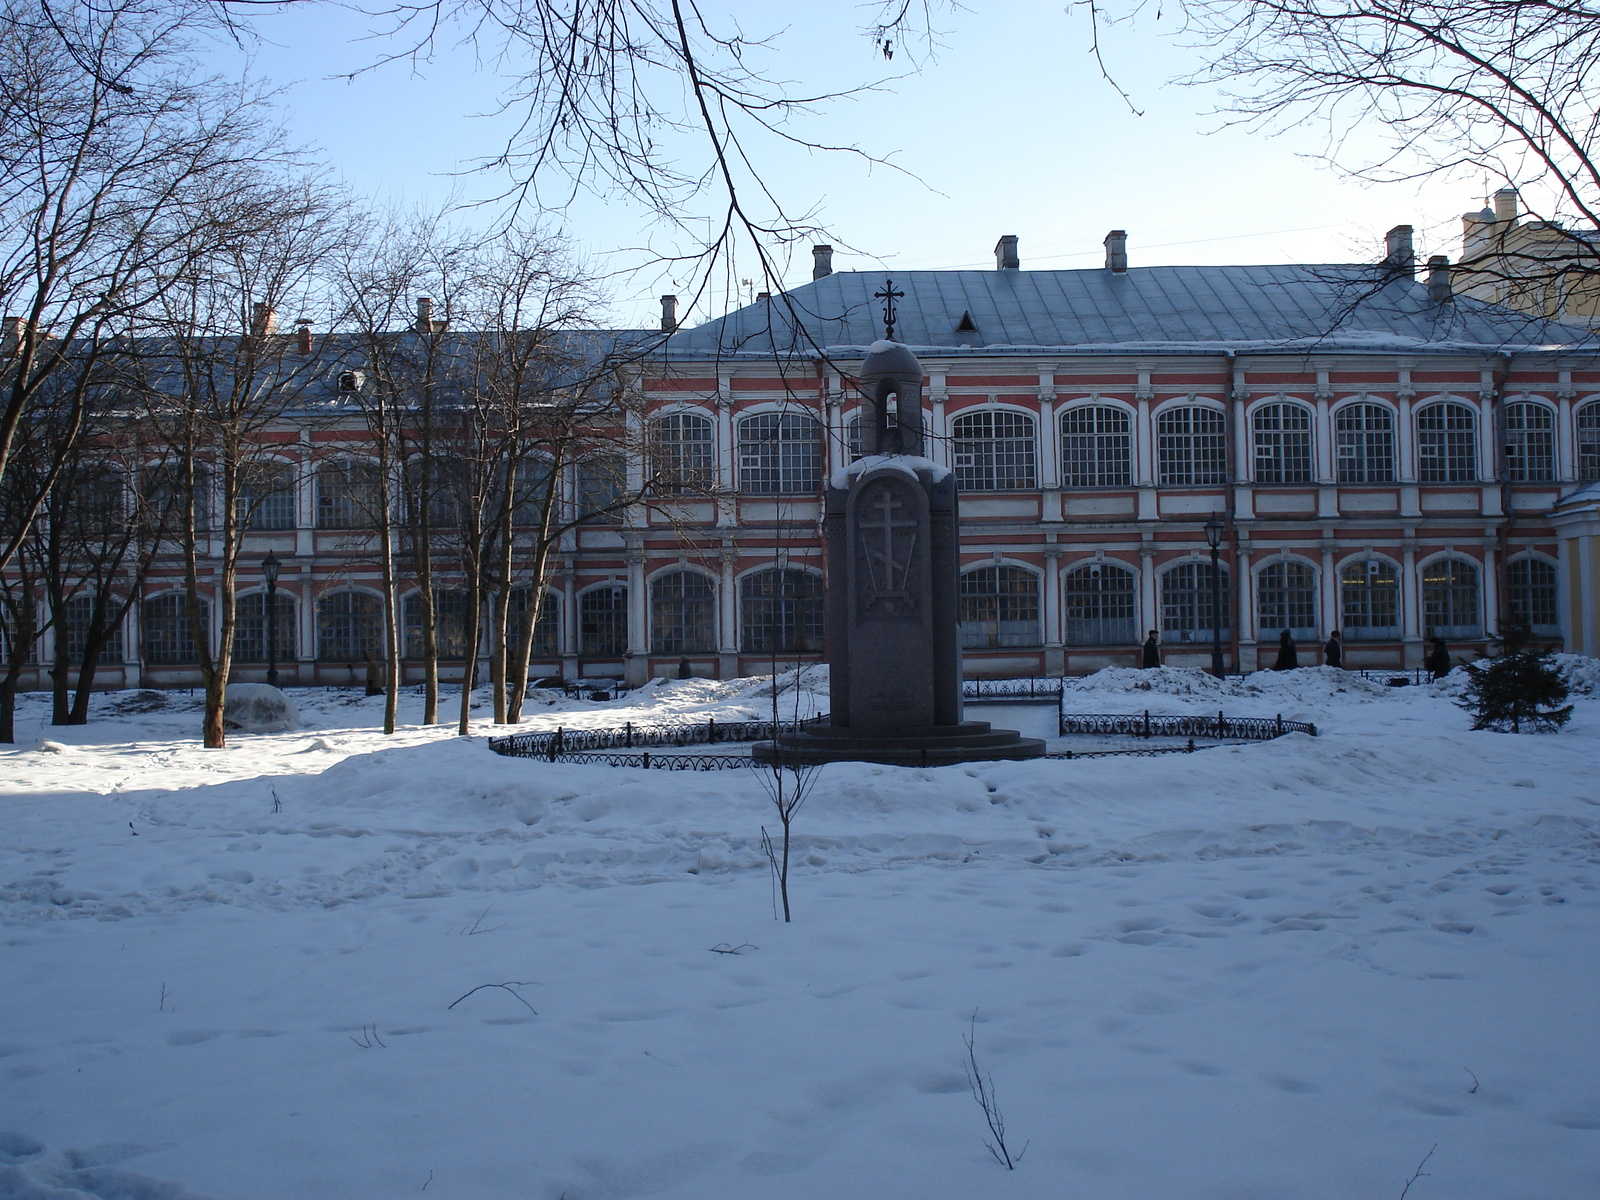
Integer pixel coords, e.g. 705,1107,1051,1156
1491,350,1514,639
1224,350,1241,673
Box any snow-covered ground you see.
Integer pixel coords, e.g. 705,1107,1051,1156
2,666,1597,1200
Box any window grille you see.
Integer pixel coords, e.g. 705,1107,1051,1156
579,585,629,657
0,609,36,665
316,460,384,530
60,594,122,664
1251,403,1314,484
1335,404,1395,483
403,589,472,659
1508,558,1559,634
232,592,296,663
959,566,1041,648
508,588,561,658
139,464,210,533
239,463,295,530
1161,561,1229,642
952,411,1036,490
317,591,384,661
738,413,821,494
1416,402,1478,483
1422,559,1481,638
142,594,205,664
650,571,716,653
1578,401,1600,480
1060,406,1131,487
1256,561,1318,638
575,454,627,523
740,569,823,653
1502,402,1555,482
1157,406,1227,486
650,413,716,491
1340,560,1399,639
401,458,470,530
1061,562,1136,645
845,413,863,461
511,457,557,527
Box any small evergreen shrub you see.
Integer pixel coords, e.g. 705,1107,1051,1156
1457,622,1573,733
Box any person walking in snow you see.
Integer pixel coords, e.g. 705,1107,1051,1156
1324,629,1343,669
1427,636,1451,680
1141,630,1161,669
1273,629,1299,670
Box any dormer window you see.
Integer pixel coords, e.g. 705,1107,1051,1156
337,370,365,394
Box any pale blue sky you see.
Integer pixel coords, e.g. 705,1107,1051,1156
226,0,1483,328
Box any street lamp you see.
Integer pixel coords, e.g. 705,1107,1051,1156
262,551,281,689
1203,517,1225,679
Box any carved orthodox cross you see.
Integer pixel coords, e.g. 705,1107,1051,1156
874,278,905,341
861,485,918,601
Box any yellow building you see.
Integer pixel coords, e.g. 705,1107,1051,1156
1459,188,1600,328
1551,482,1600,655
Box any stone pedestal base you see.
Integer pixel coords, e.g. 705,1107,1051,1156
754,720,1046,767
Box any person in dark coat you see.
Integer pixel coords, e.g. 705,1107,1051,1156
1427,636,1451,679
1141,630,1161,669
1273,629,1299,670
1324,629,1343,669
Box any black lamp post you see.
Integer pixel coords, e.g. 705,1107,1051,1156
1203,517,1225,678
262,551,281,688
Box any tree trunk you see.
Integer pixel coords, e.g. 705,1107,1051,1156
457,575,483,737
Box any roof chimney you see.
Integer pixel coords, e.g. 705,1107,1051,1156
296,320,313,355
1427,255,1452,303
1,316,25,356
994,234,1019,271
415,296,435,335
1104,229,1128,274
250,302,276,338
660,294,679,333
1493,187,1519,224
1384,225,1415,275
812,244,834,280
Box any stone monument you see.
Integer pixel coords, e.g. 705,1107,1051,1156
758,335,1045,765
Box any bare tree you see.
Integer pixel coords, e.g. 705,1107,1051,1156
0,0,290,568
1175,0,1600,312
131,171,351,748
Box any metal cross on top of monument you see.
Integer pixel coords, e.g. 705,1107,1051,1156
874,278,904,341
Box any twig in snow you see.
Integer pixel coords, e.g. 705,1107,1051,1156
129,822,138,836
270,787,281,815
707,942,757,955
1399,1144,1437,1199
456,906,504,936
421,1169,433,1190
158,982,168,1012
963,1012,1027,1169
1463,1067,1480,1094
350,1022,387,1049
447,981,539,1015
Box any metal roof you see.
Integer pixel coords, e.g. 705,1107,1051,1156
657,265,1600,359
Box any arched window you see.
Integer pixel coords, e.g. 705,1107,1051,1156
143,594,207,665
233,591,296,662
1060,406,1131,487
1508,558,1559,635
578,585,629,657
1335,404,1395,483
650,571,716,653
1062,562,1136,645
738,412,821,494
1252,403,1313,484
1340,559,1399,640
60,595,123,664
1157,406,1227,486
1161,561,1229,643
650,412,715,491
317,591,384,662
1503,402,1555,482
1416,402,1478,483
959,566,1040,648
316,459,383,530
740,569,823,653
511,457,556,527
575,453,627,523
238,461,296,530
507,588,560,659
1422,559,1481,638
1256,561,1318,639
952,411,1036,490
403,589,472,659
1578,400,1600,480
844,413,864,461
